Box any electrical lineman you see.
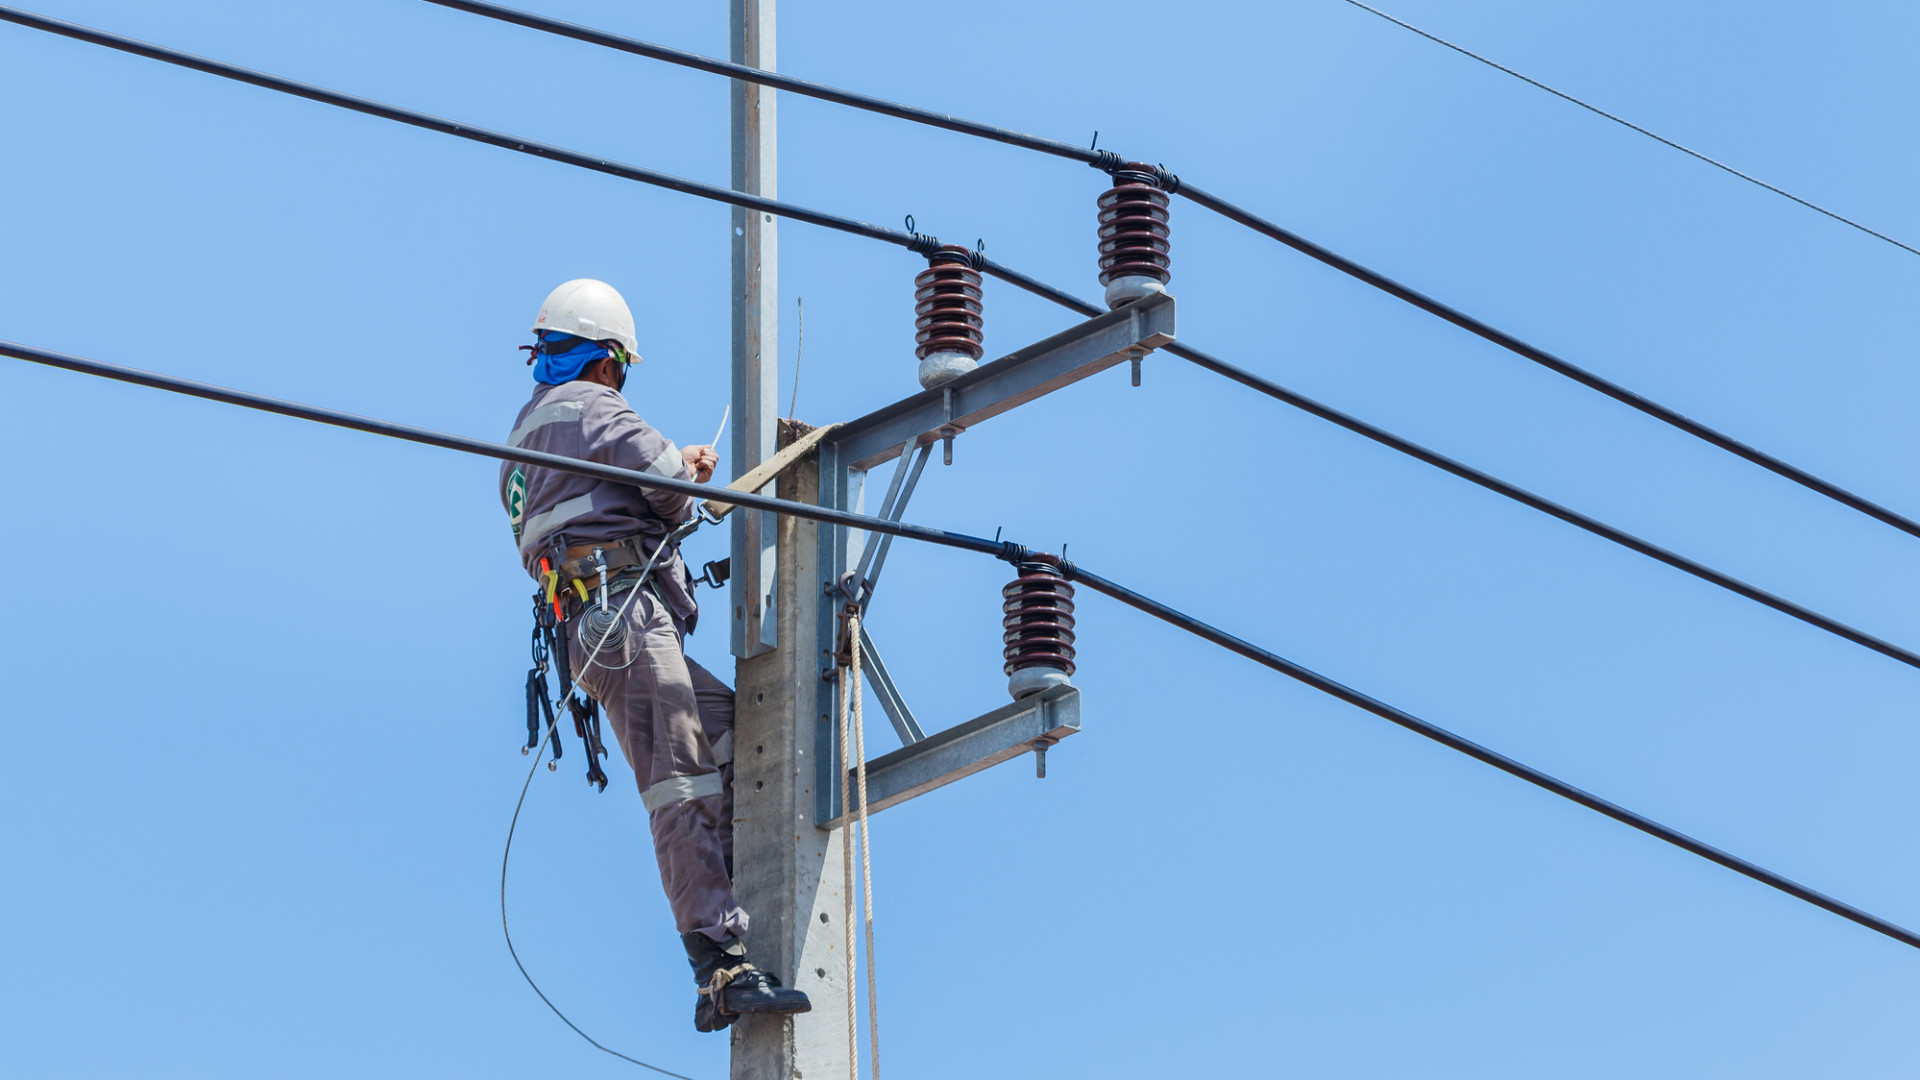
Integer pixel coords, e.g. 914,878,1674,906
498,278,812,1032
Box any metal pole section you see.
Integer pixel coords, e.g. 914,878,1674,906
730,0,779,660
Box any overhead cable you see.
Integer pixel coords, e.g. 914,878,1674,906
1057,558,1920,953
1333,0,1920,259
0,340,1007,558
8,338,1917,954
412,0,1920,545
4,11,1918,673
416,0,1105,165
0,6,924,252
1166,181,1920,544
971,261,1920,676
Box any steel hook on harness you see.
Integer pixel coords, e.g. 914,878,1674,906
696,557,731,590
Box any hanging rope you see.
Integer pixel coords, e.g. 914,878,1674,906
849,614,881,1079
836,611,881,1079
838,626,859,1080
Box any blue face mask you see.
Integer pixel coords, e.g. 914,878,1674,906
526,331,617,385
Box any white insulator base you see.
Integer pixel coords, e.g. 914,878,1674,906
1008,665,1072,701
917,350,978,389
1103,275,1168,310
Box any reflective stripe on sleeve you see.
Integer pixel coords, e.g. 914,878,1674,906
508,399,584,447
711,730,733,767
517,492,595,554
646,442,685,478
640,771,725,812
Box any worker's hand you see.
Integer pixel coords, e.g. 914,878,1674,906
682,444,719,483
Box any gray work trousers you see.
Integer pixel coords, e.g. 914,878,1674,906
569,582,746,943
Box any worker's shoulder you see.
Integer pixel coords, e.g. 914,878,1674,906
506,381,617,446
549,383,662,447
519,380,631,416
515,380,653,430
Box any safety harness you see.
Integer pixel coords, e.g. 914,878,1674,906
519,519,711,791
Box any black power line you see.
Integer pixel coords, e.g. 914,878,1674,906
1062,559,1920,953
1333,0,1920,259
0,6,921,250
1169,180,1920,544
4,8,1919,675
416,0,1104,166
7,338,1917,955
0,340,1005,557
973,260,1920,675
411,0,1920,545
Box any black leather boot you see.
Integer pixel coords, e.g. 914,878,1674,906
682,932,813,1032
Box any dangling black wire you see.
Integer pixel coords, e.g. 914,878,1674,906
501,711,699,1079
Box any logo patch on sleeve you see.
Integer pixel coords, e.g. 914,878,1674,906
506,466,528,538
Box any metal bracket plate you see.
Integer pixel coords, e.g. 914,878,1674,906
818,684,1080,827
829,292,1175,471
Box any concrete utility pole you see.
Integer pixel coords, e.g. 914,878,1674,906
730,437,851,1079
729,3,853,1078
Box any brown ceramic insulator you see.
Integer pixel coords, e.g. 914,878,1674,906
1002,561,1078,676
1096,162,1172,287
914,244,985,361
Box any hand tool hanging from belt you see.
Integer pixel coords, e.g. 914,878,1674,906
523,552,610,791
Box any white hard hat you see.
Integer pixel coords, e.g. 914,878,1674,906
531,278,641,361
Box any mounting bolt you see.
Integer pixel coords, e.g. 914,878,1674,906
1031,739,1050,779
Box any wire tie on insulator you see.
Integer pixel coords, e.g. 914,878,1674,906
1088,144,1125,176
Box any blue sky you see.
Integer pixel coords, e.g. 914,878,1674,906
4,1,1920,1076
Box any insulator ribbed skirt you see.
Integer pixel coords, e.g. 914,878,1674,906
914,245,985,361
1097,163,1172,289
1002,561,1077,677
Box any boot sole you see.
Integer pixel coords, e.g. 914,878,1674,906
727,1000,813,1016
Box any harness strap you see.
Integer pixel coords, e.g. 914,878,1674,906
558,540,647,583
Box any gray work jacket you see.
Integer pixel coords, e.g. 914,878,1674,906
498,379,700,628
